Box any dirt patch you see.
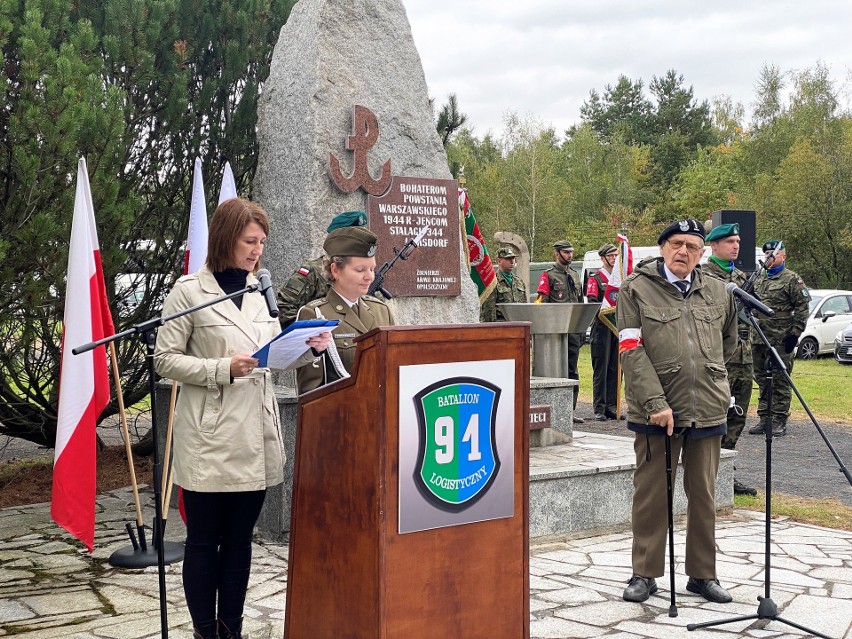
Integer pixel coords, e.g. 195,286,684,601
0,446,154,509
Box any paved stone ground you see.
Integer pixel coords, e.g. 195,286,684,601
575,402,852,507
2,489,852,638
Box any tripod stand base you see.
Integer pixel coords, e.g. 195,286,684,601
686,597,832,638
109,541,185,568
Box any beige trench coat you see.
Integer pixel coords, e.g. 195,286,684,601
155,267,311,492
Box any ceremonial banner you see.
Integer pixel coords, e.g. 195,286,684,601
184,157,208,275
459,188,496,303
51,158,114,551
598,233,632,336
218,161,238,205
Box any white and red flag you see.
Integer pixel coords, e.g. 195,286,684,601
598,233,632,335
218,161,238,205
51,158,115,551
184,157,208,275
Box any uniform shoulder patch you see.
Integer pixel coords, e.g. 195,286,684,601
363,294,388,305
297,267,310,276
305,298,326,308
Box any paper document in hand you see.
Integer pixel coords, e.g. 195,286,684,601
253,319,339,370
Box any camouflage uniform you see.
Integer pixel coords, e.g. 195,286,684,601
702,259,753,449
752,266,810,429
480,270,528,322
536,263,583,409
276,256,329,329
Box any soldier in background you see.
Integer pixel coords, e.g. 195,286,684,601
587,243,620,421
536,239,584,423
480,247,528,322
748,240,810,437
276,211,368,328
703,223,757,496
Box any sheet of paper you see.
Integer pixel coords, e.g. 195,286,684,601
253,319,339,371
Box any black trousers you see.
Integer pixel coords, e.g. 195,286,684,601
590,319,618,415
566,333,583,410
182,489,266,630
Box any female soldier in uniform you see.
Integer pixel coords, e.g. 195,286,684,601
296,226,394,394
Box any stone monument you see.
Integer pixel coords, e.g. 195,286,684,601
254,0,479,325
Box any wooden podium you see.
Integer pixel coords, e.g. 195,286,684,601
284,324,530,639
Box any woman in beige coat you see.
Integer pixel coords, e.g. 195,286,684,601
155,198,330,639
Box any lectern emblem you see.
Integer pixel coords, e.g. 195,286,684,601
413,377,501,511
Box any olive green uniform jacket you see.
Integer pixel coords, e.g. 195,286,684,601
480,270,528,322
753,266,810,344
155,267,314,492
536,264,581,303
296,288,394,394
617,258,738,428
276,256,329,328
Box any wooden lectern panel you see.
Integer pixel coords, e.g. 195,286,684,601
285,324,530,639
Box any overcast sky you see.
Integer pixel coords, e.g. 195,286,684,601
404,0,852,138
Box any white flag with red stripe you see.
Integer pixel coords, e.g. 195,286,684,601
218,161,237,205
51,158,115,552
184,157,208,275
598,233,633,336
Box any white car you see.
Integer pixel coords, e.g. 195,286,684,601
796,289,852,359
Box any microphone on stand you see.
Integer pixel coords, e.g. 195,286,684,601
725,282,774,317
255,269,280,318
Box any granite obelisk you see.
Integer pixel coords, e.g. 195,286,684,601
255,0,479,325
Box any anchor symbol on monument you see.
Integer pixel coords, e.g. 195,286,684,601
328,105,392,196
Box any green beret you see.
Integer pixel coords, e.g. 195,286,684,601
705,223,740,242
553,240,574,250
598,242,617,257
326,211,368,233
497,247,517,259
657,219,706,245
763,239,784,252
323,226,378,258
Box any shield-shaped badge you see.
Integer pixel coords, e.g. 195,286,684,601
413,376,501,512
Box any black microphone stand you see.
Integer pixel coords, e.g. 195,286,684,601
687,301,851,637
73,281,263,639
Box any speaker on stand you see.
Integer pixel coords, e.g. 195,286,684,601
711,209,756,272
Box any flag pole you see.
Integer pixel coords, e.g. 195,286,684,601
109,343,145,537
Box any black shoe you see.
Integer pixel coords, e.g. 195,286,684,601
686,577,732,603
623,575,658,602
573,416,585,424
771,420,787,436
604,410,623,420
748,417,769,435
733,478,757,496
594,413,608,421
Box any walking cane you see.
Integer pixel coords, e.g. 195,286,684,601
664,432,678,617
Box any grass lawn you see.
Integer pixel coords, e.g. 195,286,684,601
575,345,852,424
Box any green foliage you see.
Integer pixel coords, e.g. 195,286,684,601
0,0,295,446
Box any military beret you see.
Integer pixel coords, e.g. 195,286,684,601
497,247,518,259
762,239,784,252
326,210,368,233
598,242,617,257
705,223,740,242
323,226,378,258
553,240,574,250
657,219,706,245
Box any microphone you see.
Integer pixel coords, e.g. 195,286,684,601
725,282,774,317
255,269,280,318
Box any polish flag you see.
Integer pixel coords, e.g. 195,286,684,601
218,161,238,205
184,157,209,275
51,158,115,552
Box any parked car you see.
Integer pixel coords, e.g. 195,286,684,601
796,289,852,359
834,322,852,364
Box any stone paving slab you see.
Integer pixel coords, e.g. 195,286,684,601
2,490,852,637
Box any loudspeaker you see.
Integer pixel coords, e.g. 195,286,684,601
711,209,756,272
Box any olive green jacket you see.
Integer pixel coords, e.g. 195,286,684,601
616,258,738,428
296,288,394,394
753,266,810,343
701,260,753,365
536,264,581,303
276,256,329,328
480,270,528,322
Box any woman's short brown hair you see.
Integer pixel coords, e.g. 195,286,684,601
322,255,352,283
206,198,270,272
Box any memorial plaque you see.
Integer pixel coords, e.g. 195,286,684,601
367,176,461,297
529,405,551,431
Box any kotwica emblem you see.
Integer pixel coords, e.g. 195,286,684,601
413,377,501,511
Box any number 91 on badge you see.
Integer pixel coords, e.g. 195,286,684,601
398,360,516,534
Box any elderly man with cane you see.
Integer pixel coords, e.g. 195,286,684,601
617,219,738,605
